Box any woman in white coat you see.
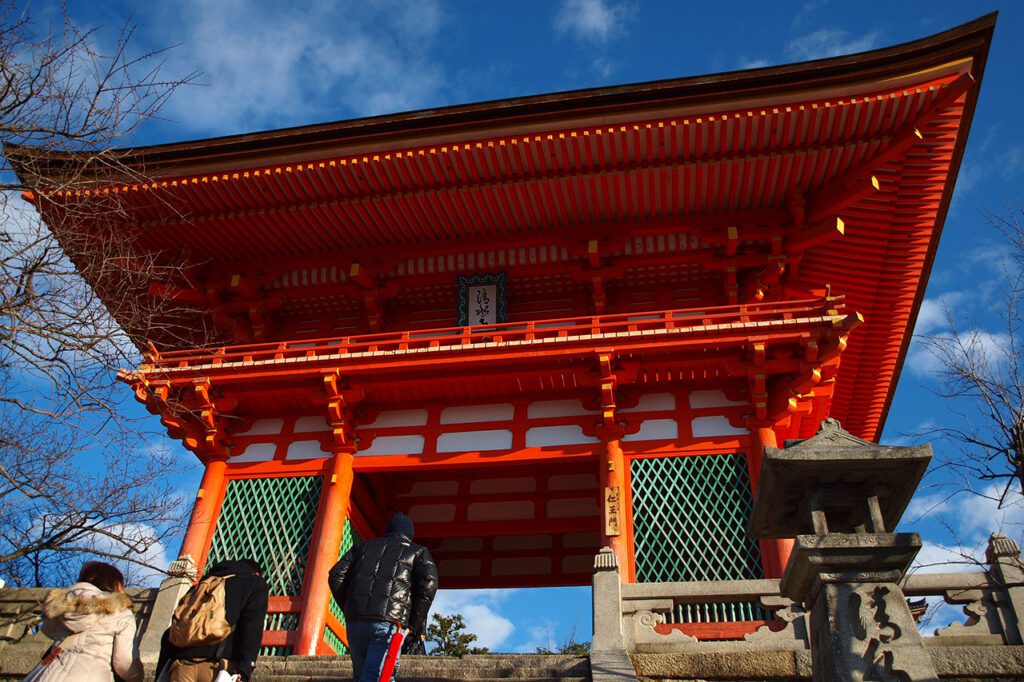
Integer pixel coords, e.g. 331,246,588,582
24,561,143,682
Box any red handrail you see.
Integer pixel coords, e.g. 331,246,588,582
145,297,843,372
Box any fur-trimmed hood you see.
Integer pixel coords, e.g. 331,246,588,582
42,582,133,633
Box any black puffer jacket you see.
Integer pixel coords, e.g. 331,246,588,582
328,514,439,634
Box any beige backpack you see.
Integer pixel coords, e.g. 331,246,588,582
169,574,234,647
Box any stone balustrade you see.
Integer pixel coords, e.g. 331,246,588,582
593,533,1024,659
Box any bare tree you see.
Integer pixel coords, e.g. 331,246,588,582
0,2,200,586
920,208,1024,503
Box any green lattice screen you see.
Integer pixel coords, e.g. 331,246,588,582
207,476,323,596
630,453,763,583
324,518,360,655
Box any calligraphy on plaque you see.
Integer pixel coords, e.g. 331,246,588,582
604,485,622,536
456,272,508,327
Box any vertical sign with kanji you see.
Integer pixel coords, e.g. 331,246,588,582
604,485,622,536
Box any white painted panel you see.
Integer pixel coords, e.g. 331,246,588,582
440,403,514,424
409,504,455,523
236,419,284,436
525,425,600,447
623,419,679,442
363,409,429,428
563,531,601,548
688,389,747,409
439,560,481,577
357,435,425,456
547,498,600,518
492,557,551,576
621,393,676,413
294,415,330,433
467,500,534,522
436,537,483,552
398,480,459,497
563,555,596,574
470,477,536,495
492,535,552,551
527,399,596,418
230,442,276,462
548,474,599,491
691,415,748,437
286,439,331,460
436,430,512,453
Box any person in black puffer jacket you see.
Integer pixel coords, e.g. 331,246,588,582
328,513,438,682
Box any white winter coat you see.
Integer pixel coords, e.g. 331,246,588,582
23,582,143,682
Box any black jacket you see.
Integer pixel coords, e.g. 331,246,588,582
156,560,270,682
328,531,439,634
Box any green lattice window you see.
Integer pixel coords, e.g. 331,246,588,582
630,453,763,583
208,476,323,596
325,518,360,655
670,601,770,623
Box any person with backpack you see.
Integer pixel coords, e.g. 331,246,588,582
155,558,269,682
23,561,143,682
328,512,438,682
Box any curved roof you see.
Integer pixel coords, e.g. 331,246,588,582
14,14,996,441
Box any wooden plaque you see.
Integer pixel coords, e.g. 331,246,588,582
604,485,622,536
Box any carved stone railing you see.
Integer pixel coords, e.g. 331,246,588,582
593,533,1024,659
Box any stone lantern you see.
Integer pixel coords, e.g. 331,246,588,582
748,418,937,682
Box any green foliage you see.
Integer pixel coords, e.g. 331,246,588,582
534,640,592,654
534,624,591,655
426,612,490,656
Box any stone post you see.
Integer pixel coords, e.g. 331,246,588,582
592,547,624,652
137,555,198,664
986,532,1024,645
748,418,939,682
591,548,638,682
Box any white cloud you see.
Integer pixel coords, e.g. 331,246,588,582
785,28,879,61
792,1,827,29
950,160,985,211
431,588,516,650
554,0,629,44
914,297,953,336
906,328,1010,377
738,57,771,70
513,618,558,653
906,483,1024,540
148,0,446,136
909,539,981,574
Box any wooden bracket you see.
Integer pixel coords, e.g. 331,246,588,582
323,372,363,450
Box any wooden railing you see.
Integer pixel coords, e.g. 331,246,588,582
142,297,846,373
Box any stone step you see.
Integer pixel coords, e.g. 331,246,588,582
252,654,591,682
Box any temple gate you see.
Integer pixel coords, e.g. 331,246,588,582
13,17,991,658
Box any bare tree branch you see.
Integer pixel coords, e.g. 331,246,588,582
0,2,201,586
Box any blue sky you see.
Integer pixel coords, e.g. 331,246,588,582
38,0,1024,652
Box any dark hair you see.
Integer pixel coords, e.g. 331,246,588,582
78,561,126,593
241,558,263,575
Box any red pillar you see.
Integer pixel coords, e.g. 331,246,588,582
179,457,228,571
599,436,629,577
294,450,355,656
749,425,794,577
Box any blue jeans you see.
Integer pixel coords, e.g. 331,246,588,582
347,619,400,682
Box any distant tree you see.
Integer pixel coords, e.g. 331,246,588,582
426,613,490,656
920,208,1024,503
0,2,198,586
533,624,591,655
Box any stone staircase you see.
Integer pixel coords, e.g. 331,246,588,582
253,654,592,682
